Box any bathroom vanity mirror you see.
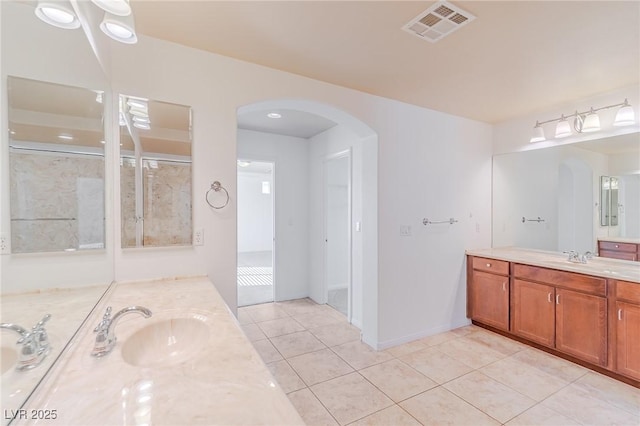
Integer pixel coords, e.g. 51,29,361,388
119,96,192,248
8,76,106,254
493,132,640,253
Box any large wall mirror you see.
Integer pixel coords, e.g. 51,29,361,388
493,133,640,254
119,95,192,248
8,77,105,253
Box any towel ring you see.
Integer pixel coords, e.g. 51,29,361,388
206,181,229,209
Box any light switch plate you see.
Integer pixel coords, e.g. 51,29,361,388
0,234,9,254
193,228,204,246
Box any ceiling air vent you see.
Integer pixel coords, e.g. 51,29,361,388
402,1,476,43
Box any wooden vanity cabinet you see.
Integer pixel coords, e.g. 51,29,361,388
511,264,607,366
468,257,510,331
598,241,639,261
614,281,640,381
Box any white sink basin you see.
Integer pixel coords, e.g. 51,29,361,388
1,346,18,374
121,318,209,368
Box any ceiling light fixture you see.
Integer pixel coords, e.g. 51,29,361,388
127,106,149,117
91,0,131,16
132,116,150,124
126,98,148,109
100,12,137,44
267,112,282,119
58,134,74,140
35,1,81,30
237,160,251,167
530,99,635,143
133,122,150,130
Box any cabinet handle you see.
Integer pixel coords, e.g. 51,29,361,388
486,263,491,268
502,282,506,292
556,294,560,305
618,308,623,321
548,293,552,303
615,244,619,248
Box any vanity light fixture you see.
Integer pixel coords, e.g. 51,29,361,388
133,122,150,130
554,115,572,138
530,99,636,143
267,112,282,119
127,106,149,117
126,98,148,109
132,116,150,124
95,91,103,104
58,134,74,140
35,1,81,30
100,12,137,44
237,160,251,167
91,0,131,16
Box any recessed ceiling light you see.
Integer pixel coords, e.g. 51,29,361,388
100,12,137,44
267,112,282,119
92,0,131,16
58,134,74,140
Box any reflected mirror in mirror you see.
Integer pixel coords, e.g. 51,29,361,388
8,77,105,253
493,133,640,253
119,96,192,248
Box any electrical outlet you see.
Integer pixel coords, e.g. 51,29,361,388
193,228,204,246
0,234,9,254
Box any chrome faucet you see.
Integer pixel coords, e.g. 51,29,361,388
91,306,152,357
563,250,593,264
1,314,51,371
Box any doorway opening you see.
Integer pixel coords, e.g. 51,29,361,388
237,160,275,307
324,151,351,318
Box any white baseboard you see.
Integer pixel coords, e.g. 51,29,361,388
375,318,472,351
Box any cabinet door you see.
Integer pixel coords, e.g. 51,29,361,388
616,301,640,381
512,279,555,347
556,289,607,366
469,270,509,331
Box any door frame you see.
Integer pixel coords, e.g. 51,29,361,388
236,158,276,304
323,149,352,322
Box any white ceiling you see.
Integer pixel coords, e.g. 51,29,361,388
131,1,640,124
237,108,337,139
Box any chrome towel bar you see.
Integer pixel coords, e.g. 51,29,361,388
423,218,458,225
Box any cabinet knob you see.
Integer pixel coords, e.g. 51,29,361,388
618,308,623,321
615,244,619,248
486,263,491,268
556,294,560,305
547,293,552,303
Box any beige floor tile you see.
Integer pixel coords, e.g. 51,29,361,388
271,331,327,358
400,346,473,384
288,348,354,386
348,405,421,426
450,324,482,337
315,304,350,321
277,298,323,316
464,329,527,356
288,388,339,426
257,317,306,338
311,372,394,425
541,383,640,425
240,323,267,342
293,312,342,329
417,330,460,347
572,371,640,415
236,309,253,325
510,348,587,383
359,359,437,402
310,322,361,347
443,371,536,423
506,403,582,426
435,335,506,369
383,340,428,358
267,360,306,393
332,340,394,370
480,356,569,401
245,303,290,322
252,339,283,363
400,386,500,426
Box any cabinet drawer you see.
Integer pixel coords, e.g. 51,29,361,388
599,241,637,253
599,250,637,262
472,257,509,275
513,264,606,296
616,280,640,304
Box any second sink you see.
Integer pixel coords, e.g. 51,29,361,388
120,317,209,368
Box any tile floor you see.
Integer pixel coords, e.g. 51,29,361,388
238,298,640,426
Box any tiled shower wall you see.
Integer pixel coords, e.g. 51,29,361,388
9,150,105,253
120,160,192,247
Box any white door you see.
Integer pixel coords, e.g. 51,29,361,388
324,152,351,319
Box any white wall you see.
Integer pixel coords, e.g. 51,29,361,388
1,2,112,293
237,129,309,301
237,170,273,253
619,175,640,238
3,2,494,348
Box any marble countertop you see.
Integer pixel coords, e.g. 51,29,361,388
14,276,304,425
466,247,640,283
